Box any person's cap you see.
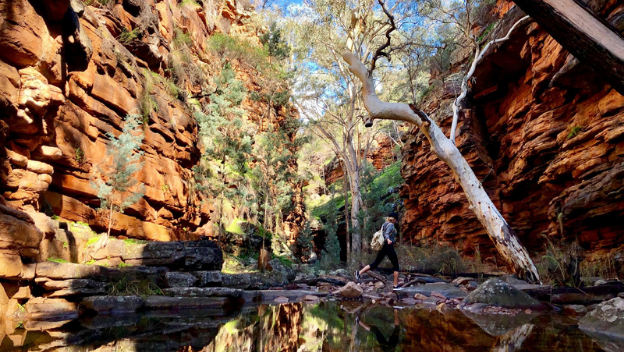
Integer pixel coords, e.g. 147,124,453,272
389,212,399,219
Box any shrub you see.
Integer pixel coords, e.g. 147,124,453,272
107,275,163,297
118,28,141,45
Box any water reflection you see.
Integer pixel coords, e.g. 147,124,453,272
4,301,613,351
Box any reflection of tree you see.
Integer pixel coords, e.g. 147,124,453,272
206,303,304,352
491,324,534,352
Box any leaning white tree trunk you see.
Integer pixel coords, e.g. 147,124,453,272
343,52,540,283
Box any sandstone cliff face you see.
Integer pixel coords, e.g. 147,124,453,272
0,0,302,273
400,2,624,262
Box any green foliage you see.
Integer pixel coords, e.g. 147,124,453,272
357,161,403,244
536,236,583,287
297,219,314,258
194,65,251,237
272,253,294,268
319,193,341,269
567,126,583,139
173,26,193,48
477,22,497,44
86,235,101,247
140,70,159,125
260,22,290,61
118,262,130,268
75,147,85,164
107,275,163,297
209,33,267,68
180,0,199,7
118,28,140,45
47,257,69,263
122,238,149,245
91,114,146,233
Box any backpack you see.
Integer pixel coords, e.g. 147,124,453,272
371,223,387,251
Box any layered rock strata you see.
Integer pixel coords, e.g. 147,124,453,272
0,0,303,275
400,2,624,263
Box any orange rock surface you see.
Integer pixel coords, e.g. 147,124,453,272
0,0,304,272
400,3,624,262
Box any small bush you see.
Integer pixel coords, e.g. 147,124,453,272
173,27,193,48
118,28,141,45
567,126,583,139
107,275,163,297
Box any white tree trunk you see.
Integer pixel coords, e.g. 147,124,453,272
348,165,362,266
343,52,540,283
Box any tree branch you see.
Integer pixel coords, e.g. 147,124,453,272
449,15,531,143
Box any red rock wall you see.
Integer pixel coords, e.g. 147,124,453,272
400,3,624,262
0,0,302,250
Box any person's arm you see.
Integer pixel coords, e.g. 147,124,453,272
384,223,395,244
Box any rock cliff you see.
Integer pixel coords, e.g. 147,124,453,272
0,0,303,275
400,1,624,263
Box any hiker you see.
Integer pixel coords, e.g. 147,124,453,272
355,215,400,288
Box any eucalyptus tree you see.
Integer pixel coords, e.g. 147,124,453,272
289,0,411,265
342,0,541,282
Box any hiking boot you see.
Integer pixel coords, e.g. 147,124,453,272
354,271,361,282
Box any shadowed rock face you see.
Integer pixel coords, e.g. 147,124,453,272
400,1,624,262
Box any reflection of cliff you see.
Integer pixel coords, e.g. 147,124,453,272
0,0,303,270
400,1,624,260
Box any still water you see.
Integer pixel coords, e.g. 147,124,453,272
5,301,616,351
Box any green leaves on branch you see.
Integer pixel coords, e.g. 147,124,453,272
91,114,146,216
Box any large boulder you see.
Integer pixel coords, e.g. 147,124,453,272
339,282,363,298
80,296,144,315
460,278,545,312
164,272,197,288
579,297,624,339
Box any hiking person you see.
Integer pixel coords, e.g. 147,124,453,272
355,215,400,288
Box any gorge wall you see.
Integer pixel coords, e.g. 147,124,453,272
0,0,303,276
400,0,624,263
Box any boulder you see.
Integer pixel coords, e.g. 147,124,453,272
161,287,242,298
183,241,223,270
25,297,78,320
143,296,228,310
36,278,106,297
274,296,289,303
35,261,116,280
268,258,296,282
191,271,222,287
339,282,363,298
0,213,43,253
80,296,144,314
398,283,467,300
122,242,185,266
221,273,251,289
460,278,545,311
579,297,624,339
563,304,588,316
164,272,198,288
0,0,46,67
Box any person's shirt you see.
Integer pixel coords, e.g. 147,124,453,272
382,222,397,244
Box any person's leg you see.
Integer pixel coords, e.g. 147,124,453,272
360,245,387,276
369,326,388,345
388,245,400,287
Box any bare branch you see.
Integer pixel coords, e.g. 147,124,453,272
369,0,397,75
449,15,531,143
